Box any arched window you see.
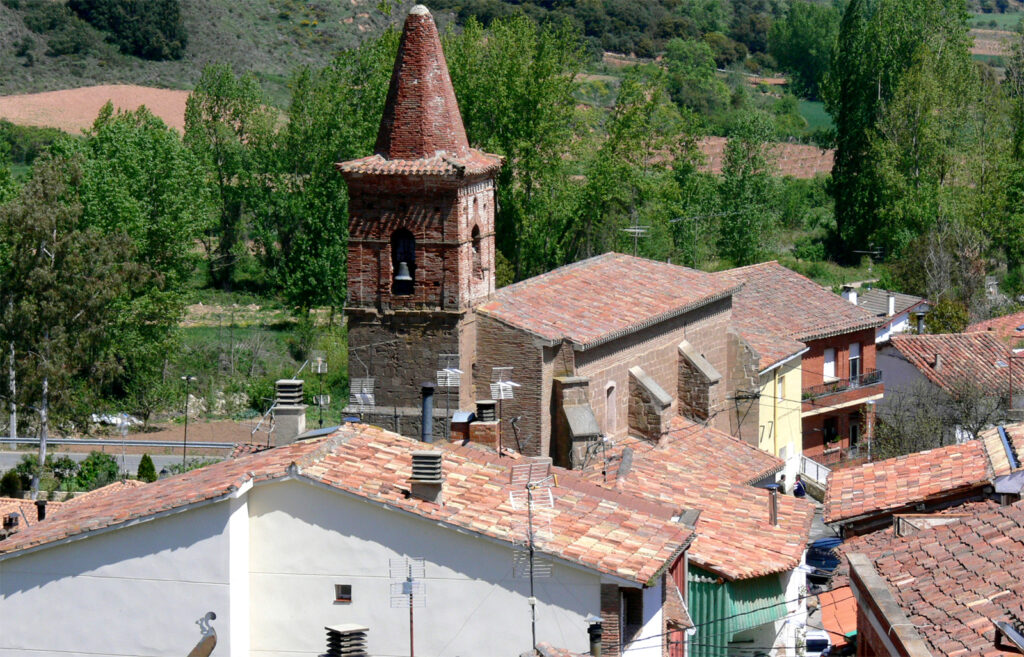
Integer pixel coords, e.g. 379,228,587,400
391,228,415,296
605,383,617,432
471,225,482,279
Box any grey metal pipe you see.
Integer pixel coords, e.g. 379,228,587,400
421,383,435,443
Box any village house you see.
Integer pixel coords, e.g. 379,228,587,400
840,286,930,344
0,423,695,657
877,332,1018,441
824,420,1024,536
968,308,1024,349
715,262,883,464
579,415,816,657
846,501,1024,656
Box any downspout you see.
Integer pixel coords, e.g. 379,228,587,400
774,371,780,458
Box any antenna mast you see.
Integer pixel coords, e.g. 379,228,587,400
491,367,520,453
436,354,462,441
509,458,555,651
390,557,426,657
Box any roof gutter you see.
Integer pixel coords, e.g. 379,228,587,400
798,320,883,343
758,346,810,376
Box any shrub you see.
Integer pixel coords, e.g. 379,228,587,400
0,469,23,498
137,454,157,482
75,451,119,490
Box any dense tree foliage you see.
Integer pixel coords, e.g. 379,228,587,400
68,0,187,60
768,1,840,99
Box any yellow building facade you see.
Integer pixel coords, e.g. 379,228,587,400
757,357,803,469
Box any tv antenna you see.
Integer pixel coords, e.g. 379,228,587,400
508,458,556,651
621,210,650,257
390,557,426,657
436,354,462,440
491,367,520,453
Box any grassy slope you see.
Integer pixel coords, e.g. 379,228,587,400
0,0,408,102
969,11,1023,29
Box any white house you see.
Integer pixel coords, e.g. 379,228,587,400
0,424,693,657
841,286,930,344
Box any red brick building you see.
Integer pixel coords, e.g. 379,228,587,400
338,5,502,435
717,262,883,462
338,6,757,462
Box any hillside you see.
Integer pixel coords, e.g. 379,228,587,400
0,0,412,102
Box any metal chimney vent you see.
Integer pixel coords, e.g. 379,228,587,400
476,400,497,422
276,379,304,405
322,624,368,657
410,451,443,483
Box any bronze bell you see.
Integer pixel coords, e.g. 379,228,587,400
394,261,413,281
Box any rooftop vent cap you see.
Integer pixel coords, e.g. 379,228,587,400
476,399,497,422
275,379,304,406
323,623,369,657
410,450,443,483
932,353,943,371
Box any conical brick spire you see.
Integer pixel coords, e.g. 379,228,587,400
337,5,501,178
375,5,469,160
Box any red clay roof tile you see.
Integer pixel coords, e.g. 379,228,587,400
716,261,880,343
584,416,812,580
867,501,1024,657
824,442,992,523
477,253,737,348
968,310,1024,349
888,332,1015,395
0,426,691,585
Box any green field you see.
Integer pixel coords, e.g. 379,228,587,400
798,100,833,132
969,11,1023,29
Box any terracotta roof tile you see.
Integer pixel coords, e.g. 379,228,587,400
477,253,737,348
968,310,1024,349
887,333,1014,395
716,261,880,343
979,423,1024,477
584,417,812,580
0,426,691,585
336,7,502,179
869,501,1024,657
824,442,992,523
818,586,857,647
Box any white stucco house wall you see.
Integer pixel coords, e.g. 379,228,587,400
841,287,930,344
0,425,692,657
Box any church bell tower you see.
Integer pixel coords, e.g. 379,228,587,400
337,4,502,438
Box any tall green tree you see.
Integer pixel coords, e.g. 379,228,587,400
825,0,972,261
0,155,140,448
768,0,840,99
445,15,587,280
717,112,778,265
185,64,274,290
248,30,399,313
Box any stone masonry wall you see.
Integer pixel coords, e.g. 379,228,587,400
474,314,546,456
726,328,761,446
574,296,733,440
677,342,718,423
628,366,673,442
347,308,465,414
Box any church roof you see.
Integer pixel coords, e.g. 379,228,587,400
477,253,737,349
337,5,501,178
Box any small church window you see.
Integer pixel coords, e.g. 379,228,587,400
471,225,482,279
391,228,415,296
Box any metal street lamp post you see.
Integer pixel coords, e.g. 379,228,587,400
181,375,196,467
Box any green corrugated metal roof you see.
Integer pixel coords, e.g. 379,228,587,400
688,567,788,657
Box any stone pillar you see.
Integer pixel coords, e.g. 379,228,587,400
628,366,673,443
677,340,722,423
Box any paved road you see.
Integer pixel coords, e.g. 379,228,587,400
0,450,223,475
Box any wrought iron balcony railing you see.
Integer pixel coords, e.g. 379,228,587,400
802,368,882,401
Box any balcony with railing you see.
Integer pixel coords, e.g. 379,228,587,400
802,368,883,402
